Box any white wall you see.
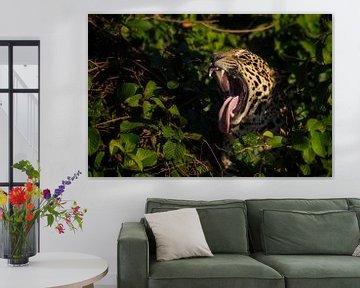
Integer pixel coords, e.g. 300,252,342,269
1,0,360,285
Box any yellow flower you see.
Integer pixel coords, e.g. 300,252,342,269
0,190,7,206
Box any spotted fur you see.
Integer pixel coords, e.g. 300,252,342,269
209,49,292,170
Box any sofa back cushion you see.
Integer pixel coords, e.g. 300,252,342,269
246,198,349,252
145,198,249,254
261,209,359,255
347,199,360,228
348,198,360,207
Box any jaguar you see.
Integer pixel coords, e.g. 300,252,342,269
209,48,292,170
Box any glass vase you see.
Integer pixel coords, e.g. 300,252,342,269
0,220,37,266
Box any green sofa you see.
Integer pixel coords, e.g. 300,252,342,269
118,198,360,288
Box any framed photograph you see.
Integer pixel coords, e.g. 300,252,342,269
88,14,332,177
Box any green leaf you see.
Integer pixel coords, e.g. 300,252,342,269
163,140,177,160
296,14,321,37
94,151,105,170
302,147,316,164
266,136,284,148
118,83,139,99
88,127,102,156
144,81,160,99
109,133,139,155
168,104,180,117
162,126,176,139
263,152,275,166
175,130,184,141
127,153,143,171
163,141,186,161
263,131,274,138
13,160,40,179
184,132,203,141
292,136,310,152
321,159,332,175
134,173,151,177
88,75,92,90
242,133,260,146
300,164,311,176
300,40,316,58
47,214,54,227
136,148,158,168
109,139,122,155
151,97,166,109
120,134,139,153
122,158,136,170
120,121,145,132
174,143,186,161
306,118,326,133
143,101,154,119
167,81,179,90
125,94,142,107
310,130,326,157
323,35,332,64
127,19,153,31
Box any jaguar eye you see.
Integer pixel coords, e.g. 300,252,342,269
236,54,248,60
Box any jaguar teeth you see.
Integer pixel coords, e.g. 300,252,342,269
220,70,225,78
208,67,219,77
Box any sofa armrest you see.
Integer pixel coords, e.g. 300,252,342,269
118,222,149,288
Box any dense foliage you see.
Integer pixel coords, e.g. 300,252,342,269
88,14,332,177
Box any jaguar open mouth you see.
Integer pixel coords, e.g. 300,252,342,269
209,66,248,134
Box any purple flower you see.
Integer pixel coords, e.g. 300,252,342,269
54,189,63,198
43,189,51,200
53,171,82,199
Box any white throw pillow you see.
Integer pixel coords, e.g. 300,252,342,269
353,244,360,256
145,208,213,261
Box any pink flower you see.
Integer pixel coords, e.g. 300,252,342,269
65,214,71,225
0,208,3,220
56,223,65,234
72,205,80,215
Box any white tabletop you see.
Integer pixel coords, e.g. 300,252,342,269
0,252,108,288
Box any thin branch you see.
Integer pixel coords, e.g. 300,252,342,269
150,15,218,25
200,22,274,34
202,139,223,175
131,60,165,85
151,15,274,34
95,116,130,128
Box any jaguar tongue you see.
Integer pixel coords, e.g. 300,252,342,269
218,96,241,134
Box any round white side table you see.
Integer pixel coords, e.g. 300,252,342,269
0,252,108,288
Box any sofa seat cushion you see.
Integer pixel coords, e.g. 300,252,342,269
252,252,360,288
149,254,284,288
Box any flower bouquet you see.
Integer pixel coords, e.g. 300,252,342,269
0,160,86,266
